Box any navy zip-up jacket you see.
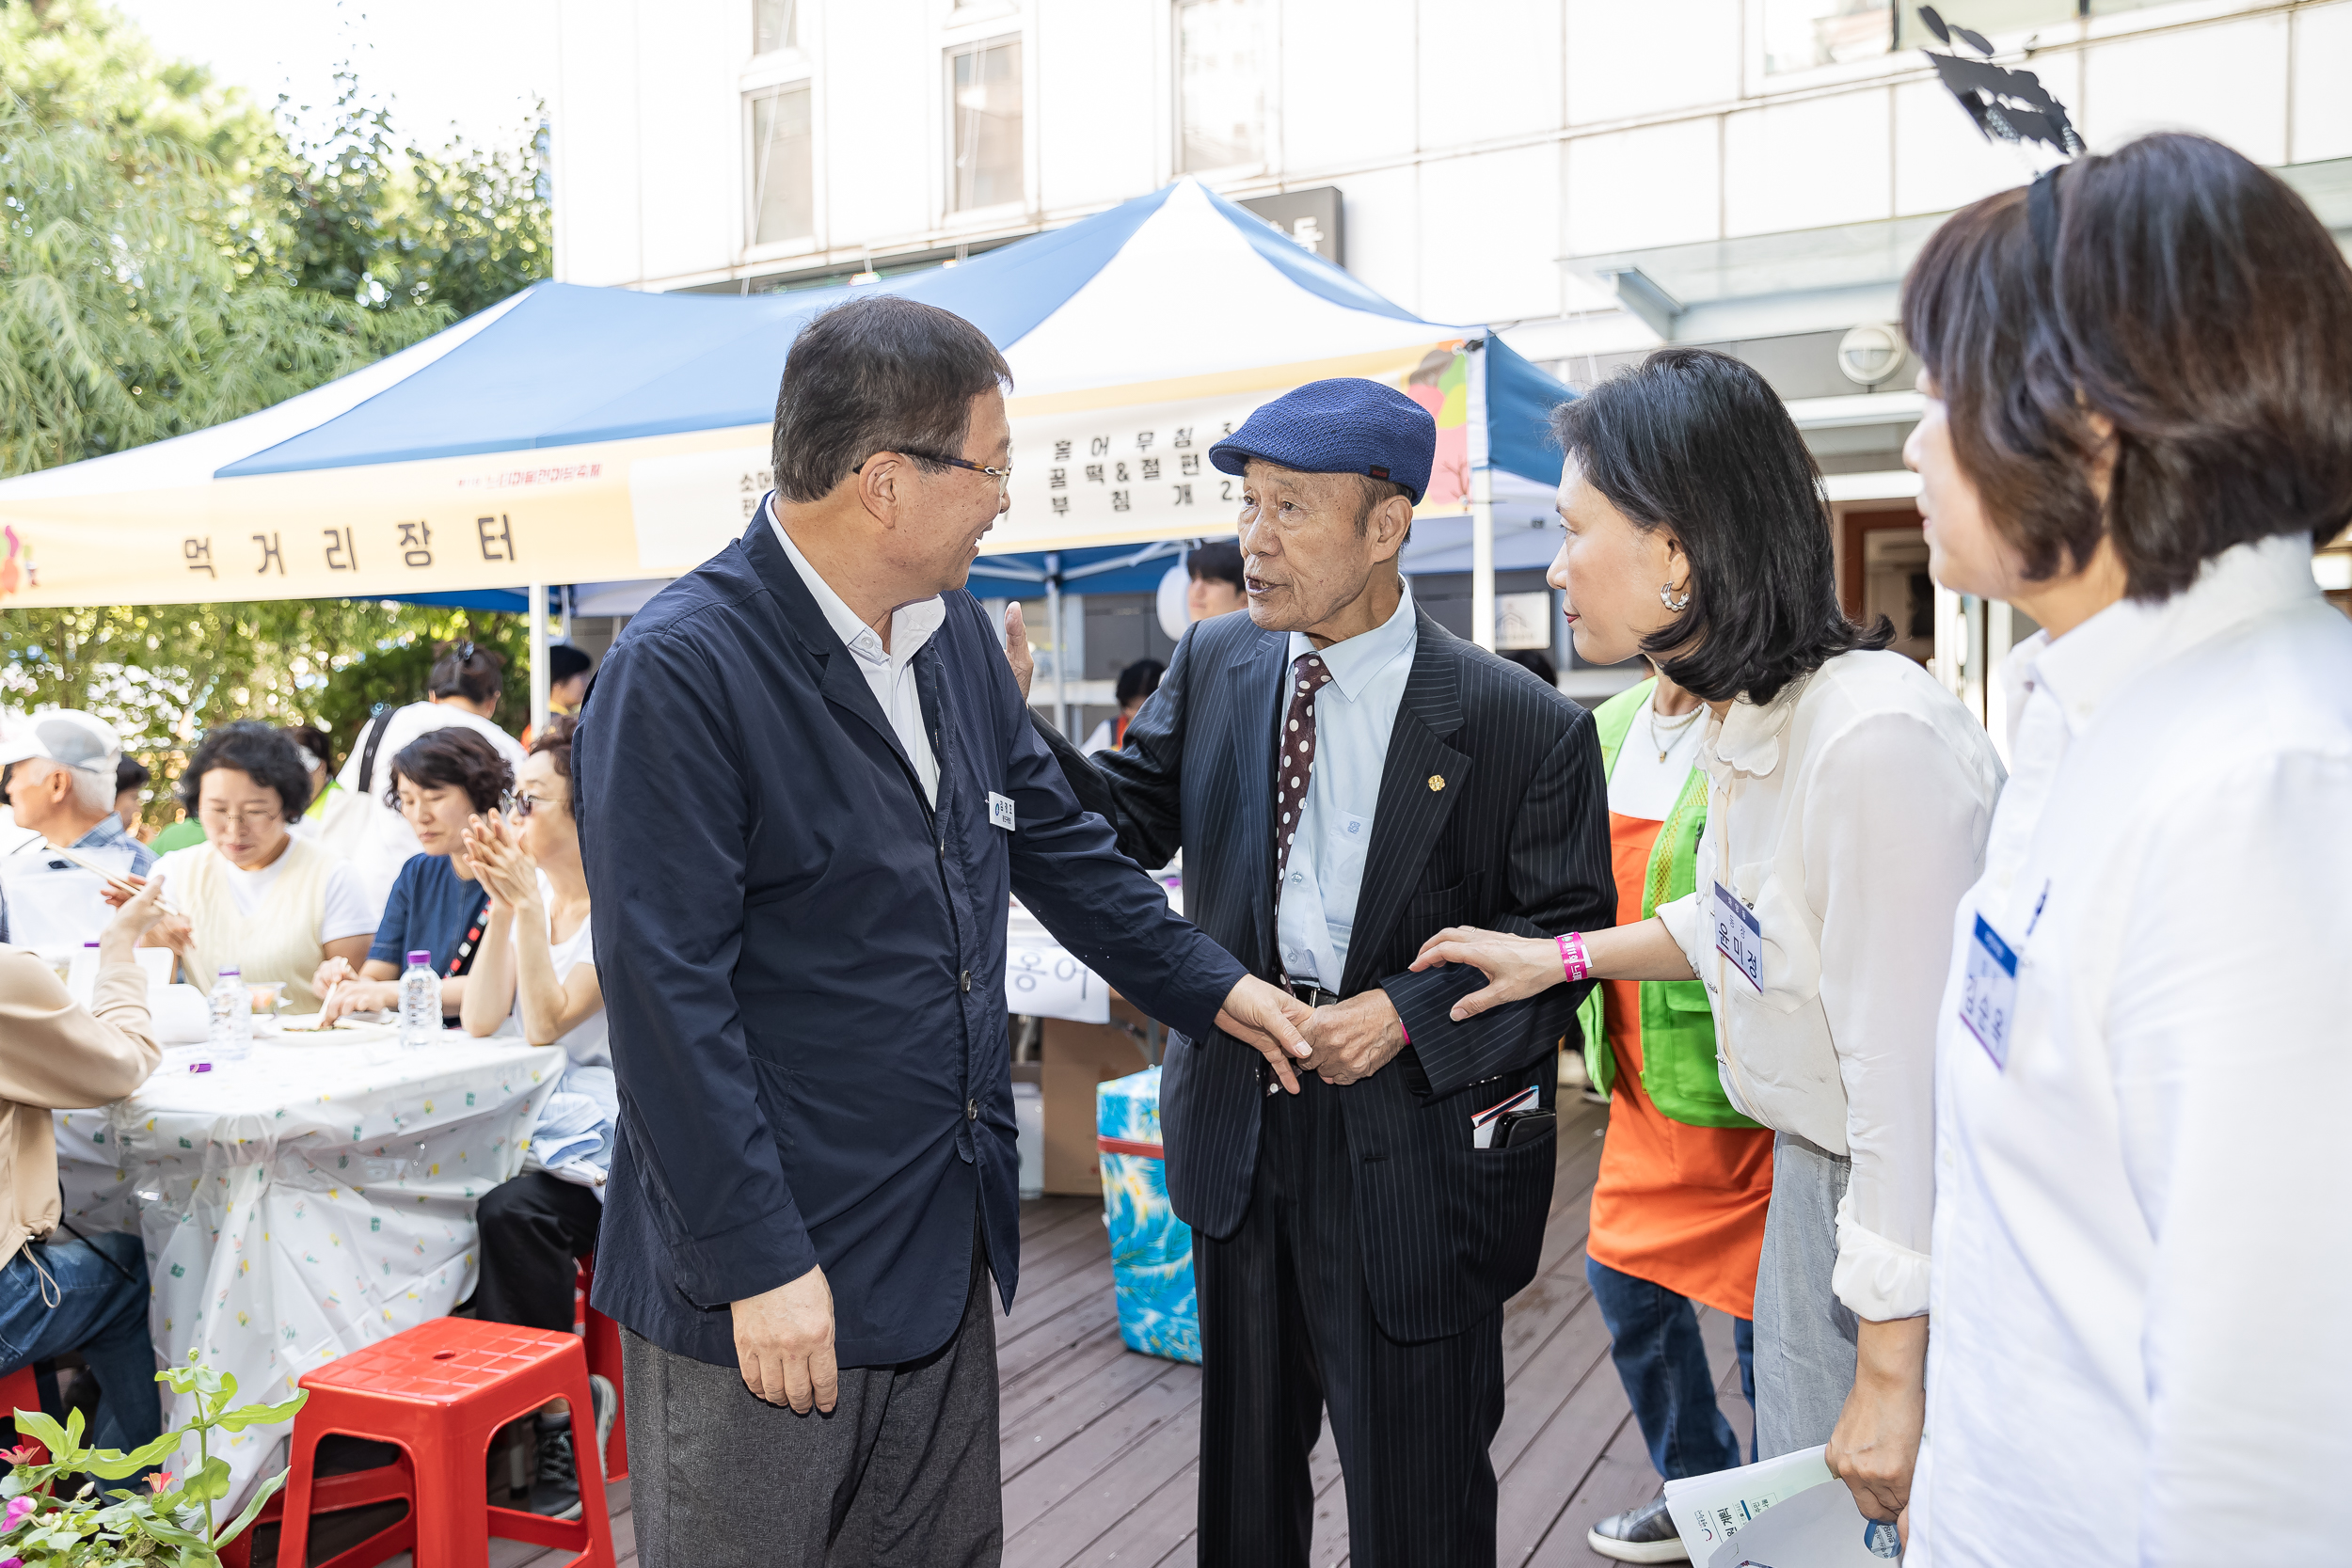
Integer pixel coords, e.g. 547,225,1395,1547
575,513,1245,1369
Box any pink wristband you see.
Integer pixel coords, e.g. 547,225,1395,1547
1557,932,1592,985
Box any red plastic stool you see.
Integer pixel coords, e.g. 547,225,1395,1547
0,1365,45,1463
574,1258,628,1481
215,1460,414,1568
278,1318,616,1568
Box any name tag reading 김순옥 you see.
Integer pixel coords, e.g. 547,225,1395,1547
1711,881,1763,993
1958,913,2019,1069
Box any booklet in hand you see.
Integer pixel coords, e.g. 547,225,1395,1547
1660,1443,1899,1566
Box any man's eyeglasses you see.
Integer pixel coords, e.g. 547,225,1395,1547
855,451,1012,499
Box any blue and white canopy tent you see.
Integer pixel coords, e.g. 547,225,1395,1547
0,178,1574,728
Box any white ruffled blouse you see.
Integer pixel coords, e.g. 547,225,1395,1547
1654,648,2005,1321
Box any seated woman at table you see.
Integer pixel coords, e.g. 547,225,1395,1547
146,722,376,1005
0,873,172,1464
314,728,512,1025
458,717,613,1519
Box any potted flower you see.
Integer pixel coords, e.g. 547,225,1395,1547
0,1358,306,1565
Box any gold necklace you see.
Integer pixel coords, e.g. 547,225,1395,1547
1647,700,1701,764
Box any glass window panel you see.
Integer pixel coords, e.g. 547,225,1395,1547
1178,0,1263,172
950,38,1024,212
1896,0,2079,48
749,85,814,245
1763,0,1893,74
754,0,796,55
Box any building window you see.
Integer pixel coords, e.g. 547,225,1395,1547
754,0,796,55
1763,0,1891,73
1894,0,2082,49
748,84,814,245
1177,0,1262,173
948,37,1023,212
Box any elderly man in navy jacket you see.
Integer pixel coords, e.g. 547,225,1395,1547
575,296,1311,1568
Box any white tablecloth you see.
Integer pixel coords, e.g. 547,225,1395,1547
55,1030,564,1504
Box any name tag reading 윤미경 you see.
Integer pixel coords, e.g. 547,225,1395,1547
988,791,1017,832
1711,880,1763,993
1958,913,2019,1069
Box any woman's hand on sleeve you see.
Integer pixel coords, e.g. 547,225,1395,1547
1408,927,1565,1022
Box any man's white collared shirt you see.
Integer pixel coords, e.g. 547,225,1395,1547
1909,533,2352,1567
1275,585,1418,989
770,501,946,806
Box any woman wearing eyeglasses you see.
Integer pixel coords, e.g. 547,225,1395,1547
313,727,513,1024
457,716,614,1519
143,722,377,1006
328,641,532,911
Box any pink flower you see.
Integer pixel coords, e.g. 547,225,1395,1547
144,1472,172,1495
1,1493,31,1527
3,1555,21,1567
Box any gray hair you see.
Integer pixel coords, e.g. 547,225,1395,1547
28,758,119,817
770,296,1010,503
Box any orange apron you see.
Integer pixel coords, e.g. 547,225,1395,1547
1584,810,1775,1319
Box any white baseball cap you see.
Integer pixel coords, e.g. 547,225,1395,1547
0,710,124,776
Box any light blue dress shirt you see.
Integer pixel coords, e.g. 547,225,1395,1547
1275,583,1419,988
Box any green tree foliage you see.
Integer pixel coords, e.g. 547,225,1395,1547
0,0,552,823
0,599,529,827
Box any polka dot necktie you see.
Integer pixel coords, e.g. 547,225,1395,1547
1277,651,1332,883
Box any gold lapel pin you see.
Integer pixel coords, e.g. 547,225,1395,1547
1427,774,1445,792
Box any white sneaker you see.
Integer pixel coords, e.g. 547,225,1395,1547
1587,1494,1689,1563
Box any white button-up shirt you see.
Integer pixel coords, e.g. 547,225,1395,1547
1276,584,1418,989
1655,649,2003,1320
771,502,946,806
1909,534,2352,1567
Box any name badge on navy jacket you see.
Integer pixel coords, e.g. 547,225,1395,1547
988,791,1016,831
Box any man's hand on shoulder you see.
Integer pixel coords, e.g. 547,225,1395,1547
732,1264,838,1415
1216,974,1315,1095
1003,603,1035,702
1299,989,1406,1086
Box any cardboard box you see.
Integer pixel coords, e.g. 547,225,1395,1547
1039,998,1152,1195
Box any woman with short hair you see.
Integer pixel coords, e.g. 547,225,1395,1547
1413,348,2004,1530
146,722,376,1004
314,727,512,1025
1898,134,2352,1563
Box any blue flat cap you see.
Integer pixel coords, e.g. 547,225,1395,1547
1209,378,1436,504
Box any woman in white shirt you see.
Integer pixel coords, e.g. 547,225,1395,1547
456,716,612,1518
145,723,378,1005
1891,135,2352,1565
1414,349,2002,1528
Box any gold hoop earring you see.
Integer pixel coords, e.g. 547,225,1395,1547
1661,582,1692,613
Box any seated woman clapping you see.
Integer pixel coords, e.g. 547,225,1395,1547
314,728,513,1025
457,717,613,1520
147,722,376,1004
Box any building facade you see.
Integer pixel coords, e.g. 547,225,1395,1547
550,0,2352,724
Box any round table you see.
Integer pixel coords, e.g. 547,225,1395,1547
55,1028,564,1507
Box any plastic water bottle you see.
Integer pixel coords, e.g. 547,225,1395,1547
397,950,442,1050
206,966,252,1066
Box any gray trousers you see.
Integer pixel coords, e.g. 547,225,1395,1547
1752,1132,1860,1460
622,1230,1002,1568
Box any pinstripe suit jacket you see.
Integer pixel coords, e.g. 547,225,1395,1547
1044,605,1614,1340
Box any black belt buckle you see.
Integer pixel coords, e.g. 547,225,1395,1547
1283,980,1339,1009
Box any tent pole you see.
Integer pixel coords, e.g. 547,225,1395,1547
1045,555,1067,737
1468,336,1497,651
529,581,550,734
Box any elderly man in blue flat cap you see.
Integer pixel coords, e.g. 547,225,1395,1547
1013,377,1614,1567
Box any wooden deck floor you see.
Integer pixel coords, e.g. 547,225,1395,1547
489,1093,1737,1568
